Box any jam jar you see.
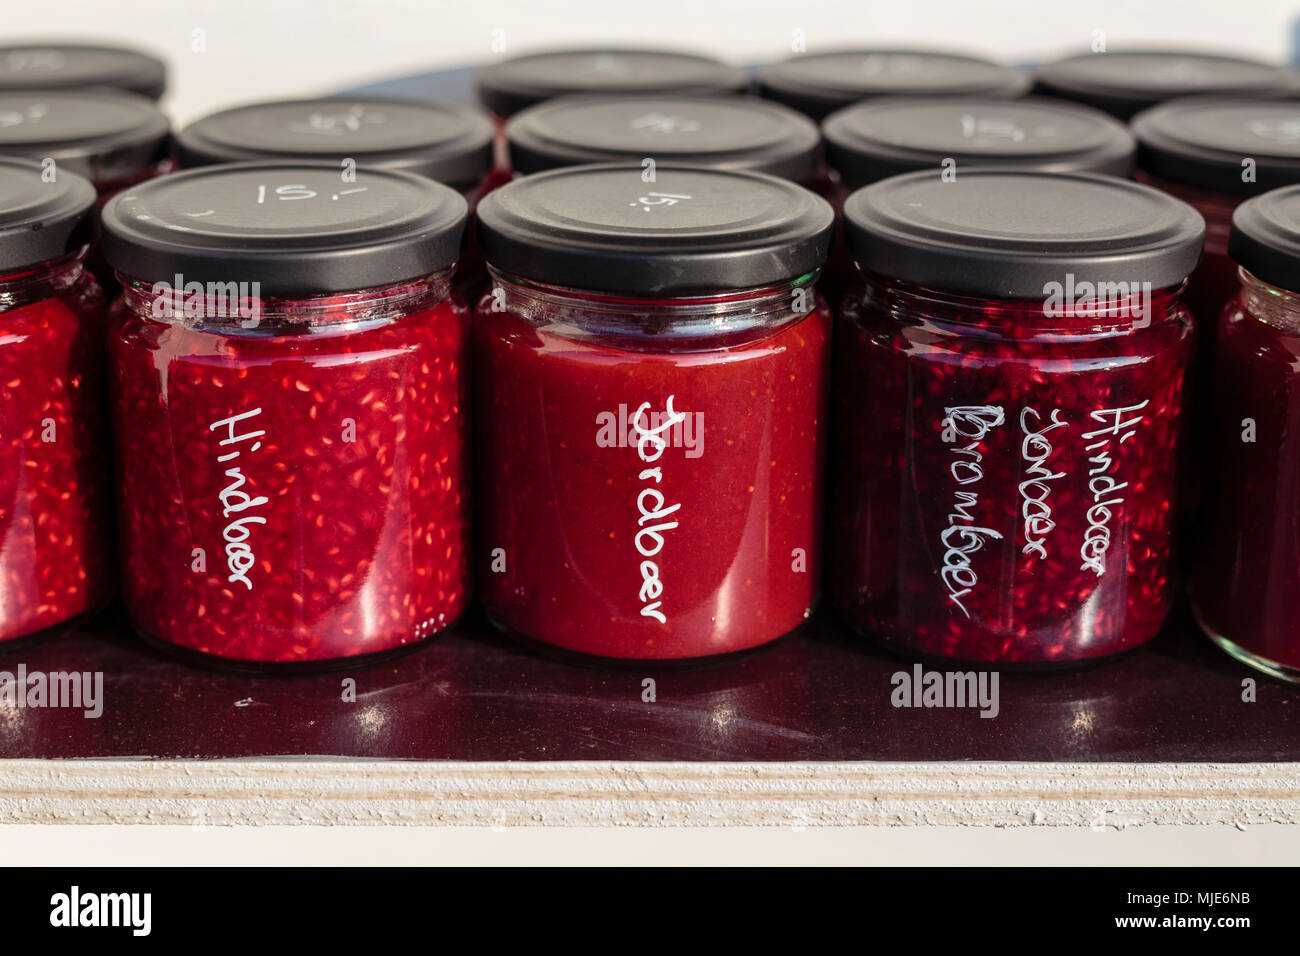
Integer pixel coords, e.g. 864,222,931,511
0,158,113,643
1032,50,1298,120
101,163,471,669
0,42,166,100
0,90,171,287
756,49,1029,121
474,164,833,661
1193,184,1300,682
830,169,1204,666
505,94,820,182
476,48,750,121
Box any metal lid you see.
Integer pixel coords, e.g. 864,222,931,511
824,96,1134,185
0,42,166,100
0,157,96,272
1134,98,1300,197
102,162,468,295
843,169,1205,299
176,96,494,189
0,90,169,186
506,95,821,180
476,163,834,295
476,48,750,117
756,49,1030,120
1032,50,1298,120
1229,184,1300,295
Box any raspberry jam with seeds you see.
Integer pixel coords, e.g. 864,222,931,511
831,170,1203,665
757,50,1029,121
1032,51,1298,120
475,165,833,660
102,163,471,668
0,159,111,643
1193,186,1300,682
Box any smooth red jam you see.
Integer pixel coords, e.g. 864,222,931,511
829,278,1191,664
1193,270,1300,678
110,279,471,665
475,278,829,660
0,255,113,642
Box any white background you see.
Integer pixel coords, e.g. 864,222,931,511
4,0,1300,121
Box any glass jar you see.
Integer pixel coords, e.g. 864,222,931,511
1032,51,1298,120
101,163,471,669
474,164,833,661
1193,185,1300,682
830,169,1203,666
0,42,166,100
0,90,172,288
820,95,1136,304
757,50,1029,121
0,159,112,643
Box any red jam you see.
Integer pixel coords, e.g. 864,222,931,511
110,282,470,664
474,164,833,660
831,280,1191,664
102,164,471,667
475,281,829,659
0,254,113,642
1192,186,1300,682
831,170,1203,665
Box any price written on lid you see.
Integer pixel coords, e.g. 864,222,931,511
253,184,369,203
629,191,692,212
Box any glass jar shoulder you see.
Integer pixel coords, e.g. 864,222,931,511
112,291,467,367
840,279,1192,367
473,285,830,362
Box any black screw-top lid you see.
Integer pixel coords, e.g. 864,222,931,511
101,162,468,295
0,157,96,272
0,43,166,100
1134,98,1300,197
1033,51,1298,120
1228,185,1300,295
476,48,750,118
843,169,1205,299
176,97,494,189
0,90,169,187
476,163,834,295
506,95,821,180
756,49,1030,121
824,96,1134,185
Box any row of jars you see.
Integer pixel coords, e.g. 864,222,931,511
2,43,1300,680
